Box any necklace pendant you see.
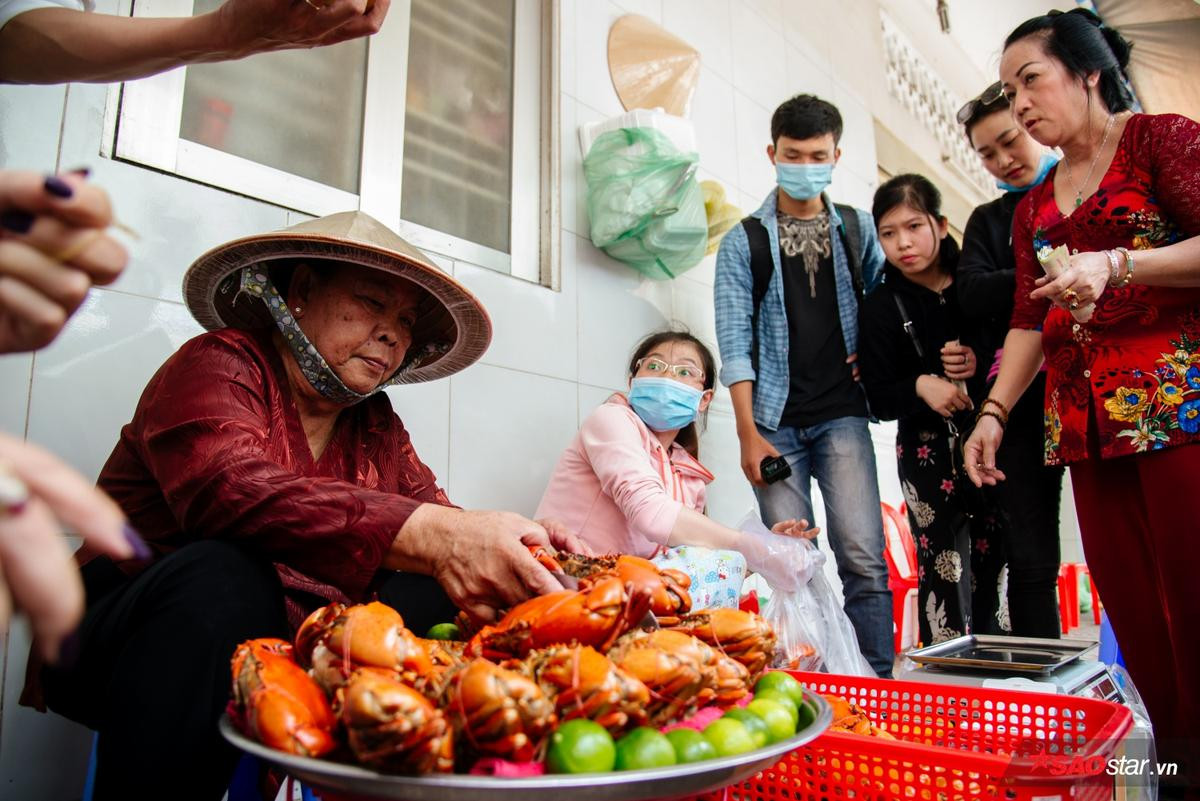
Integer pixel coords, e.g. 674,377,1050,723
1074,196,1083,208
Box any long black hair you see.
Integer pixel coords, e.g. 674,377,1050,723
627,330,715,459
1004,8,1134,114
871,174,960,276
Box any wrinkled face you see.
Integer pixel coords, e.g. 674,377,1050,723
289,263,424,394
631,340,713,412
767,133,841,166
970,109,1047,187
1000,36,1094,148
877,204,948,278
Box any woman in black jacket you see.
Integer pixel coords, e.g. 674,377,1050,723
860,174,1005,644
956,85,1063,638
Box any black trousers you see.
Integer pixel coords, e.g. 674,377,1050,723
42,540,457,801
992,373,1064,638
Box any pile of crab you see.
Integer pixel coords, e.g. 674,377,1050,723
229,548,777,774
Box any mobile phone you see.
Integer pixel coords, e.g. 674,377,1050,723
760,455,792,485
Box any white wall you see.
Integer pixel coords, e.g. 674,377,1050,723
0,0,1080,796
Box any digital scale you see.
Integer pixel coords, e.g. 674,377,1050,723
899,635,1155,801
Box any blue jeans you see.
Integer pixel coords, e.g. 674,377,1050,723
754,416,894,677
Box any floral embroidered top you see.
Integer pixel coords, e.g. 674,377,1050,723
1010,113,1200,464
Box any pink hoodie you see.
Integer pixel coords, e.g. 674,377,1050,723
535,395,715,558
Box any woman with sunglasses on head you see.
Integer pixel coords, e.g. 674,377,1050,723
956,85,1064,639
536,331,815,607
859,174,1003,644
963,9,1200,785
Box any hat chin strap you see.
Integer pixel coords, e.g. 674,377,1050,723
239,267,384,405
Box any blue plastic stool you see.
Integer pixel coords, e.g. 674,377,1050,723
1098,609,1125,669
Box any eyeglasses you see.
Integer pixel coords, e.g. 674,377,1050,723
956,81,1007,125
637,357,705,382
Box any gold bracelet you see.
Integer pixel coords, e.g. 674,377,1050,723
1114,246,1135,288
976,410,1007,431
980,397,1010,419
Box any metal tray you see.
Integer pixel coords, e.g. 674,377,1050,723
904,634,1098,674
220,691,831,801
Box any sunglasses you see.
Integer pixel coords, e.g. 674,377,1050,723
956,81,1007,125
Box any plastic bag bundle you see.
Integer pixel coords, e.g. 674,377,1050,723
583,127,707,280
737,514,875,677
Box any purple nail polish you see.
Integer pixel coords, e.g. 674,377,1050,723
43,175,74,199
0,210,34,233
123,523,154,562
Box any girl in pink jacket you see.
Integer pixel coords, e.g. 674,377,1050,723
536,332,812,559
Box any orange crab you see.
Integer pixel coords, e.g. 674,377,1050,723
606,629,710,725
668,608,777,679
439,658,557,762
465,575,650,660
518,645,650,736
230,638,337,758
295,602,434,694
555,552,693,625
335,667,455,773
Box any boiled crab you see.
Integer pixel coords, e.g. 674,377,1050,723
295,602,434,694
439,658,557,762
336,667,455,773
553,552,693,625
605,629,710,725
230,638,337,757
517,645,650,736
668,608,777,679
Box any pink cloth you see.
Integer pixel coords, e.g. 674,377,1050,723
535,395,714,558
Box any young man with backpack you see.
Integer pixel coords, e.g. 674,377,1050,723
714,94,893,677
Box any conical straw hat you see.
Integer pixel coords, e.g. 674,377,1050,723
183,211,491,384
608,14,701,116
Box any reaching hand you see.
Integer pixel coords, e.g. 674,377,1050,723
0,432,142,661
211,0,391,58
0,170,127,354
963,415,1007,487
770,518,820,540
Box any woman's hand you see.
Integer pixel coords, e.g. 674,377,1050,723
0,432,141,661
940,343,977,380
915,375,972,417
0,170,127,354
770,518,820,540
738,428,781,487
963,415,1007,487
533,518,591,556
212,0,391,57
389,506,564,625
1031,250,1109,310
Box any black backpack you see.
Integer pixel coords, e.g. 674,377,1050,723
742,204,865,372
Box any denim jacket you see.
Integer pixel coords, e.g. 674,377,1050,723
714,189,884,431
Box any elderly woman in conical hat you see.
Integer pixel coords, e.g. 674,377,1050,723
34,212,582,799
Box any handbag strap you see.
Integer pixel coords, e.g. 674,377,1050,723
892,293,925,361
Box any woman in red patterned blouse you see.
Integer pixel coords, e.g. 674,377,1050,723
33,212,583,800
964,10,1200,783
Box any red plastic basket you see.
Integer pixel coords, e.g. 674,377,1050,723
688,670,1133,801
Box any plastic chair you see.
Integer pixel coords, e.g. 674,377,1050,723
1057,562,1101,633
881,501,919,653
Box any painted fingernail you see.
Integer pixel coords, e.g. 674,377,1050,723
64,167,91,178
123,523,154,562
43,175,74,199
56,629,82,668
0,210,34,233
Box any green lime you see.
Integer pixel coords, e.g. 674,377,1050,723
754,671,805,708
614,727,676,771
722,708,769,749
424,622,461,641
746,698,797,743
546,719,617,774
795,697,818,731
753,689,799,730
665,728,717,764
702,718,757,757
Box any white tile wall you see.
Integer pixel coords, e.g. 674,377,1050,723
0,353,32,434
25,291,202,482
732,91,775,199
661,0,734,83
729,6,789,113
447,364,578,516
688,68,740,190
0,84,66,172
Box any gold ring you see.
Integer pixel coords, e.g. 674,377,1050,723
0,459,30,519
1062,288,1080,306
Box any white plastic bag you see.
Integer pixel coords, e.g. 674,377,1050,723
737,513,874,677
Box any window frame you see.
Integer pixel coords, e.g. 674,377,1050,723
105,0,558,286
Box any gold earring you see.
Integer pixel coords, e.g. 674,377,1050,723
294,306,302,314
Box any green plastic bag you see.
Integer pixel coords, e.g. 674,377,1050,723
583,127,707,280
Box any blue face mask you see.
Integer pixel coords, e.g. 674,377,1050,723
776,162,834,201
628,377,704,432
995,153,1059,193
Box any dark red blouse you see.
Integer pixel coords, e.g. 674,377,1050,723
1010,113,1200,465
87,328,453,612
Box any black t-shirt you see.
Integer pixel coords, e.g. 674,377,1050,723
777,215,867,428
